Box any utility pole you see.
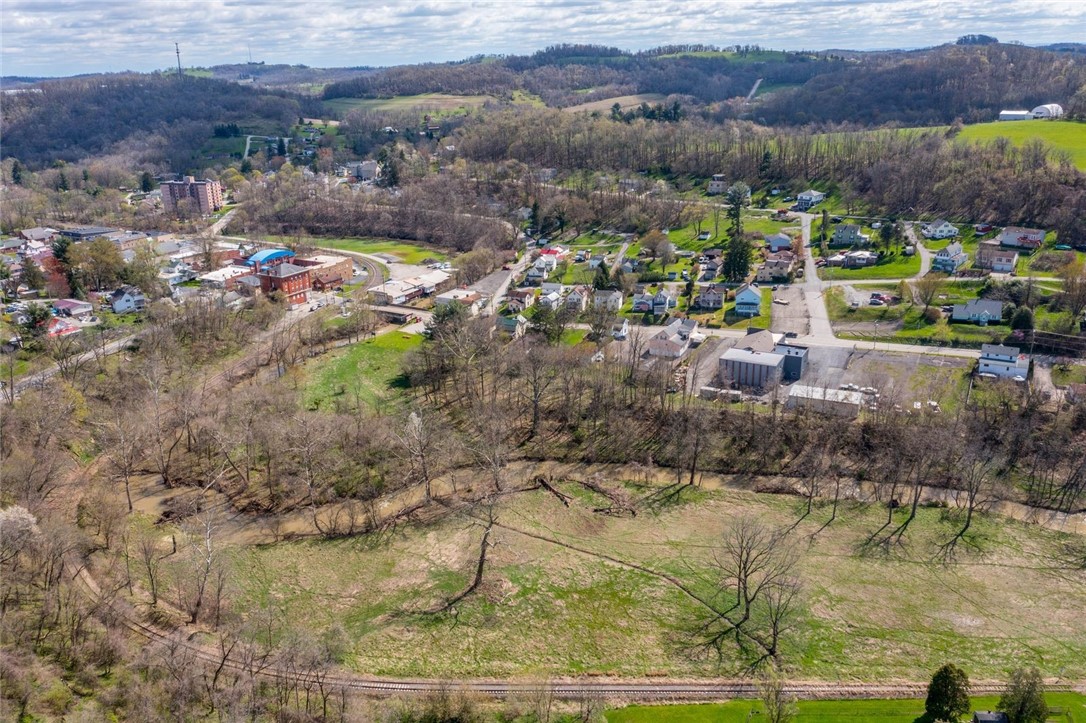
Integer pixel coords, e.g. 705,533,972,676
175,43,182,78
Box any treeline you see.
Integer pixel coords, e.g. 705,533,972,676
322,45,842,109
232,166,513,251
450,108,1086,242
0,74,317,169
756,43,1086,126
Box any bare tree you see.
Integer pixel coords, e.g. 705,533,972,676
692,519,802,668
759,670,798,723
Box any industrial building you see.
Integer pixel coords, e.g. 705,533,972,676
786,385,865,418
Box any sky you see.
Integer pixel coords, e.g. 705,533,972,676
2,0,1085,78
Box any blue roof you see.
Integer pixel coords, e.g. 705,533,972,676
246,248,295,265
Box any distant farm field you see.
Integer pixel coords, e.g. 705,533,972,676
563,93,668,113
955,120,1086,170
323,93,491,114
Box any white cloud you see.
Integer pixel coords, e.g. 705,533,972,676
1,0,1083,77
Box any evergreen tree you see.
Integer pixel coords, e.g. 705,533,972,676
140,171,154,193
277,137,287,157
925,663,971,722
20,259,46,291
240,158,253,175
723,236,752,282
57,171,69,191
11,159,23,185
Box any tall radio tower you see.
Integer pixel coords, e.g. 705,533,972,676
175,43,182,77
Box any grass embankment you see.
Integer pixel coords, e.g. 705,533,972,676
266,236,448,265
302,332,422,411
609,693,1086,722
231,478,1086,680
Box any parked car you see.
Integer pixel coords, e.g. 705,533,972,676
832,216,843,223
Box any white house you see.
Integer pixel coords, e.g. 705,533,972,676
110,286,146,314
998,227,1045,249
998,110,1032,121
565,285,591,312
931,242,968,273
978,344,1030,379
733,283,762,317
593,289,624,311
647,319,698,358
538,291,562,309
354,160,381,181
707,174,728,195
766,232,793,252
795,189,825,210
433,289,483,316
611,318,630,339
990,251,1019,273
922,219,959,240
1031,104,1064,119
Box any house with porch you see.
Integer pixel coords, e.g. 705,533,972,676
830,224,870,247
593,289,624,311
998,227,1045,249
795,189,825,210
951,299,1003,325
921,219,959,239
694,284,726,310
931,242,968,273
733,283,762,317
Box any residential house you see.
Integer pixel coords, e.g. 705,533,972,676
703,248,724,260
786,385,864,418
921,219,959,239
976,241,1019,272
756,251,796,283
931,242,969,273
540,281,564,295
353,160,380,181
998,227,1045,249
565,285,591,312
719,347,784,389
707,174,728,195
593,289,624,311
733,283,762,317
538,291,563,309
702,258,722,279
766,233,793,253
694,284,726,310
631,293,654,313
830,224,870,247
951,299,1003,325
507,288,536,313
110,286,146,313
433,288,484,316
648,319,698,358
843,250,879,268
53,298,94,319
978,344,1030,379
972,713,1009,723
495,314,528,339
538,245,570,259
795,189,825,210
611,318,630,339
46,317,82,337
651,289,676,316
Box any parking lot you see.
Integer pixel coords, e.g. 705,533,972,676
769,285,809,335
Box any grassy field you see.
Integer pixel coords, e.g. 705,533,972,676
230,476,1086,680
608,693,1086,722
817,251,921,281
302,332,422,411
563,93,668,114
268,236,449,265
956,119,1086,171
324,94,491,115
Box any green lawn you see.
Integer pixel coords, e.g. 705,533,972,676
267,236,448,265
302,332,422,411
818,251,920,280
609,693,1086,723
1053,363,1086,386
956,119,1086,171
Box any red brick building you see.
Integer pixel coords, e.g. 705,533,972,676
258,263,310,305
160,176,225,216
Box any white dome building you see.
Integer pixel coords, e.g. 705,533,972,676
1031,104,1064,119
